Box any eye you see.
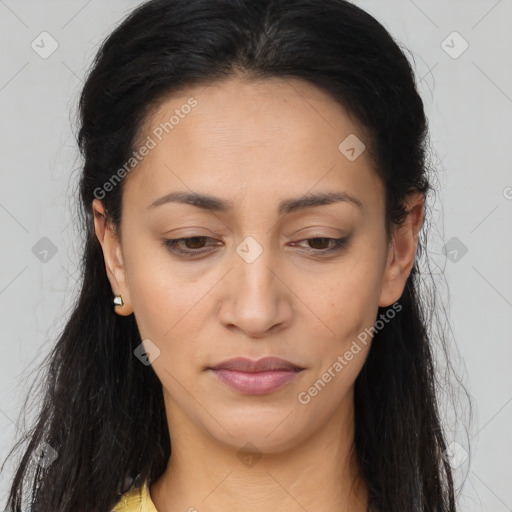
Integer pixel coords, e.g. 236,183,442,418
163,236,221,257
292,237,349,254
162,236,349,258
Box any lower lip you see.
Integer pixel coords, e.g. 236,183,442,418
210,369,303,395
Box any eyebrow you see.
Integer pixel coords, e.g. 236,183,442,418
147,190,364,215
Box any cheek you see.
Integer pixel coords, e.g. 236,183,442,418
123,239,196,335
123,244,213,380
298,255,384,397
127,264,173,339
314,263,383,344
299,279,377,411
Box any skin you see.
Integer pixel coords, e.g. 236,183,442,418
93,75,424,512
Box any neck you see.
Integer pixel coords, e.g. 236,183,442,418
150,388,368,512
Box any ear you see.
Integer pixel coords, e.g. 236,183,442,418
378,191,424,307
92,199,133,316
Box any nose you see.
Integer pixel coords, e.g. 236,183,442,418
217,238,293,338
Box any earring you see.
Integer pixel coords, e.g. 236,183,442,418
113,294,124,307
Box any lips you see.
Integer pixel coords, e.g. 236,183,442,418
208,356,303,372
207,356,305,395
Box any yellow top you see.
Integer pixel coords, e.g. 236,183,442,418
111,480,159,512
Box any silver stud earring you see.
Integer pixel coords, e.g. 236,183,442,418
113,294,124,307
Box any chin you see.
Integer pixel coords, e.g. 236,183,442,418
203,412,312,455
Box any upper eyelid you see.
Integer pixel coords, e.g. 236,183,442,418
167,234,345,242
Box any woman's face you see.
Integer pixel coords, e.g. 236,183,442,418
94,76,421,453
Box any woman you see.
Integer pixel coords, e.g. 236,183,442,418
2,0,464,510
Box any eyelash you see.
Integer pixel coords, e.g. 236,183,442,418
162,236,349,257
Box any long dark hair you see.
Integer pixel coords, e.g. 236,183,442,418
2,0,469,510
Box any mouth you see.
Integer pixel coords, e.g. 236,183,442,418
207,356,305,395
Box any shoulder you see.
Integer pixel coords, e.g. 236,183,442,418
111,484,143,512
111,479,158,512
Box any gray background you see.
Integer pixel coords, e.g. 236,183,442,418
1,1,511,510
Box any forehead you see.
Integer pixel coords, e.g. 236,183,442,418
123,76,382,215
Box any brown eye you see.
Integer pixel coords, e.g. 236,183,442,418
163,236,221,257
293,237,349,254
307,238,331,250
182,237,208,249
